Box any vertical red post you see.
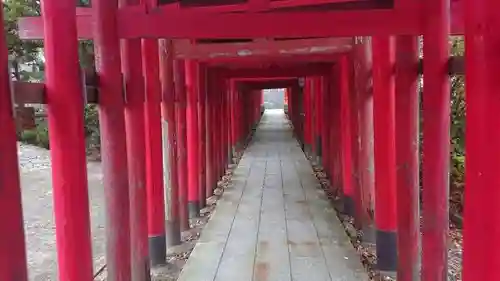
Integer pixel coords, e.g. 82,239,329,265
120,0,149,276
224,81,232,165
395,35,420,281
462,1,500,280
352,39,375,237
421,0,450,279
329,66,343,194
315,77,323,164
41,0,93,280
41,0,94,279
159,40,181,246
341,54,357,219
94,0,132,278
212,75,221,180
0,3,28,280
230,82,238,156
173,59,189,231
186,59,200,218
142,38,166,266
303,78,312,155
198,64,207,210
321,77,330,174
372,36,397,275
205,70,216,198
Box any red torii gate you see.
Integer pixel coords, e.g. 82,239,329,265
0,0,498,281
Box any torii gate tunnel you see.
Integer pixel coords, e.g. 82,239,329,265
0,0,498,280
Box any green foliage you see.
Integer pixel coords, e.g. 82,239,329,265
19,122,50,149
449,36,465,214
84,104,100,150
3,0,43,80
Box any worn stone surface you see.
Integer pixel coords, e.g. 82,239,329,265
178,109,369,281
18,142,105,280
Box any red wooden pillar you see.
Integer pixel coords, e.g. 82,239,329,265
213,74,222,180
142,38,166,265
372,36,397,274
120,0,149,276
332,66,344,194
230,82,237,155
94,0,132,277
340,55,356,218
226,82,233,164
462,0,500,279
303,78,312,155
320,77,330,172
314,77,323,164
186,60,200,218
395,36,420,281
225,81,232,164
173,59,189,231
235,89,242,153
463,0,500,279
159,40,181,246
0,3,28,279
352,39,375,238
421,0,450,279
205,70,216,197
198,64,207,210
40,0,93,280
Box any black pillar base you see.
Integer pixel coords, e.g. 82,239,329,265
376,229,398,273
188,201,200,218
166,220,181,247
361,224,376,246
148,235,166,267
343,195,355,217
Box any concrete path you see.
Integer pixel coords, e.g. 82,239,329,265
178,109,369,281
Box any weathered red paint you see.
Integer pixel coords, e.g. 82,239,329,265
159,39,181,245
303,78,312,152
372,35,397,272
142,38,166,263
421,0,450,279
230,82,237,152
186,59,200,217
118,7,419,39
329,65,343,194
0,2,28,280
18,2,469,41
40,0,94,280
198,64,208,209
372,36,397,232
320,76,330,175
395,35,420,281
462,0,500,280
205,70,216,198
173,59,190,231
343,53,359,219
120,0,150,277
94,0,132,278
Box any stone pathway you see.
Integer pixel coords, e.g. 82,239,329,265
178,109,369,281
18,143,106,281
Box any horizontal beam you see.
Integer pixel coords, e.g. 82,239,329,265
237,79,298,90
204,53,343,67
18,1,464,40
12,56,464,105
218,64,332,78
13,82,98,104
175,37,352,59
120,6,419,38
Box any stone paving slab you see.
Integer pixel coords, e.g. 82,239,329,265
178,109,369,281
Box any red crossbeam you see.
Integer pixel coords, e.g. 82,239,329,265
18,1,464,41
